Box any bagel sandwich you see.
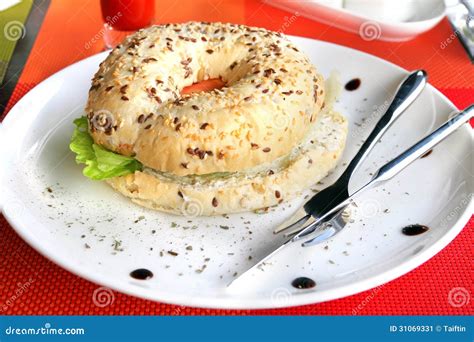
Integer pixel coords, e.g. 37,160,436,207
70,22,348,216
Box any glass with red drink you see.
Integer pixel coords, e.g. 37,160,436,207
100,0,155,49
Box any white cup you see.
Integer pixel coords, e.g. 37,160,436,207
343,0,415,22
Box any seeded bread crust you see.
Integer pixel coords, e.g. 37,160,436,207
106,109,347,216
86,22,325,176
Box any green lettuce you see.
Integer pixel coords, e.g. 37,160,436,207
69,117,142,180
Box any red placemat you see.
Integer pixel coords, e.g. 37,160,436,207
1,0,473,315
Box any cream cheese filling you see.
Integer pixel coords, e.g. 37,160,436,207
143,71,341,186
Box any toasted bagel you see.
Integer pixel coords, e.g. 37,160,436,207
86,22,325,176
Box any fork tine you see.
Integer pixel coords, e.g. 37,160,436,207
301,225,337,247
291,211,338,242
273,207,310,234
282,216,326,241
302,207,351,246
283,216,316,237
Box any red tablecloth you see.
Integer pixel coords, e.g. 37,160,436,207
1,0,472,315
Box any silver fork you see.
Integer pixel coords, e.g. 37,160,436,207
298,104,474,246
274,70,428,236
229,105,473,287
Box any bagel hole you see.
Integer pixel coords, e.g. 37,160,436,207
181,78,225,95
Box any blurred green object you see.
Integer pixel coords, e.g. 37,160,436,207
0,0,33,85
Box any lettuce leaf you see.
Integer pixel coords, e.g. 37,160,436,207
69,117,142,180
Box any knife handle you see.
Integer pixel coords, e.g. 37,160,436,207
371,105,474,185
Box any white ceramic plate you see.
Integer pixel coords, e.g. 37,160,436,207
1,36,472,309
265,0,446,41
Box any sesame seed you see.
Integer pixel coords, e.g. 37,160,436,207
263,68,275,77
262,147,271,152
143,57,157,63
120,85,128,94
181,57,192,65
212,197,218,207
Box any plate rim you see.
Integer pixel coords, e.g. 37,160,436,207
1,35,473,309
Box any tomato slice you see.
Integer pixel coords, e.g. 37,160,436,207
181,79,225,95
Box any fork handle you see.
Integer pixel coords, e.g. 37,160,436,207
300,105,473,246
369,105,474,186
339,70,427,182
303,70,427,214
